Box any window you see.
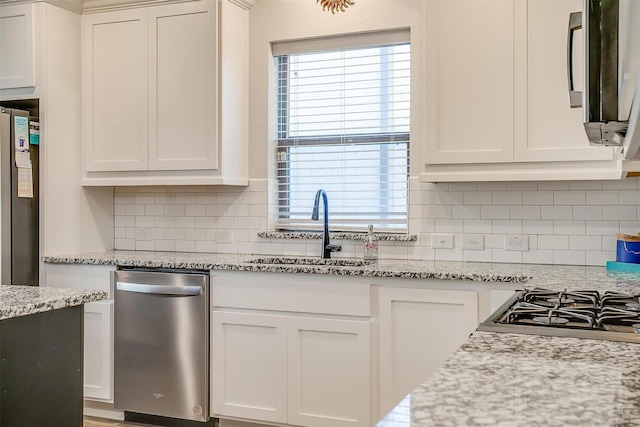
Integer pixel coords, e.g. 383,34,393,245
274,30,410,232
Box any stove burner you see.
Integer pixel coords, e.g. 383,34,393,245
532,316,569,325
625,303,640,312
545,298,575,305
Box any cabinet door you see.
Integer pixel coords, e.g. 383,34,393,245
0,4,35,89
423,0,514,165
211,311,288,424
84,299,114,401
148,0,218,171
515,0,614,162
378,287,478,417
84,9,149,172
288,317,371,427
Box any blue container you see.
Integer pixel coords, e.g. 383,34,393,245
616,234,640,263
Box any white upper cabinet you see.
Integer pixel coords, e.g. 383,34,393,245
148,1,217,171
0,3,36,89
84,9,149,172
82,0,250,186
421,0,620,182
423,0,515,165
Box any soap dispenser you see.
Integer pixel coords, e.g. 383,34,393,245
363,224,378,261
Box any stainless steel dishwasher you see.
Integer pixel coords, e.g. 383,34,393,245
114,268,210,422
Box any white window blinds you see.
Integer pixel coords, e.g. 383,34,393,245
274,30,410,232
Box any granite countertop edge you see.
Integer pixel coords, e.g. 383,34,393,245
42,251,533,283
0,285,108,321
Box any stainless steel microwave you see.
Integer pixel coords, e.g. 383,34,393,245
569,0,640,159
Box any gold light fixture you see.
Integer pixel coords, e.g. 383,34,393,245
317,0,355,14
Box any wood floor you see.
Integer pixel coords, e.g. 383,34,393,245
83,416,157,427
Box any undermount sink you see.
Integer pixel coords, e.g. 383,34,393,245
246,257,376,267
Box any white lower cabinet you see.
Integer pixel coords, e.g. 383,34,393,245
377,287,479,417
212,312,371,427
42,264,115,403
211,272,372,427
287,317,370,427
212,312,288,424
84,299,114,401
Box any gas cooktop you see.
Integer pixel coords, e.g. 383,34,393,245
478,289,640,343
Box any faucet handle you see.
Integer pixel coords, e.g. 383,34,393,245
326,244,342,253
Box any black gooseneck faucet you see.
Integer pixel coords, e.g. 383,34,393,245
311,189,342,259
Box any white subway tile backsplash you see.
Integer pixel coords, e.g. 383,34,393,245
569,181,603,190
554,250,586,266
522,250,554,264
569,235,601,251
434,219,463,233
112,179,640,266
603,206,636,221
538,235,569,250
185,229,207,241
553,221,585,236
553,191,585,206
424,205,452,219
587,190,620,205
463,220,492,234
586,250,615,266
175,240,196,252
481,206,510,220
538,181,570,191
572,206,603,220
116,239,135,250
602,177,637,189
492,220,522,234
125,205,145,216
434,191,464,205
463,191,492,205
585,221,619,236
135,216,154,228
145,205,165,216
452,205,481,219
492,249,522,263
493,191,523,205
463,249,492,263
620,190,640,205
541,206,573,220
165,205,185,216
135,194,155,205
523,191,553,206
511,206,541,220
155,240,176,251
175,193,196,204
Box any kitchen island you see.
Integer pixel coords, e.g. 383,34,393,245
0,285,107,426
377,330,640,426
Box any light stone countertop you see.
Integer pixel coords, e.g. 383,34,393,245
42,250,640,292
377,331,640,427
0,285,107,321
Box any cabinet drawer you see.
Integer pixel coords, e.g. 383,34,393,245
212,273,371,317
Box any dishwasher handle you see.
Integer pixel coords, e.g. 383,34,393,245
116,281,203,296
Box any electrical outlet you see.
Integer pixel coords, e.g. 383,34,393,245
431,234,454,249
461,234,484,250
215,230,234,243
505,235,528,251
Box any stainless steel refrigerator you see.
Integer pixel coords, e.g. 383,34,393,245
0,107,39,286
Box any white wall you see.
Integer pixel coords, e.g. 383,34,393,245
112,0,640,266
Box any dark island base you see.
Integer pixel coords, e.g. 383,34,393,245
0,305,83,427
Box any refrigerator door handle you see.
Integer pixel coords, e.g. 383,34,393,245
116,281,202,296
